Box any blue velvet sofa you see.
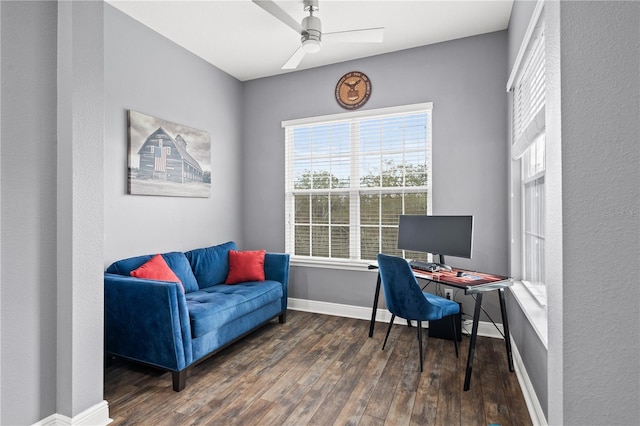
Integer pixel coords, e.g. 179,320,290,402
104,241,289,391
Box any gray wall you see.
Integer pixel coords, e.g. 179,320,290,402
56,1,106,418
104,5,245,266
552,1,639,424
1,2,58,423
507,1,640,424
2,1,106,423
243,31,509,321
0,3,245,424
505,0,548,419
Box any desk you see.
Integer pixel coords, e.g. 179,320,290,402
368,266,514,391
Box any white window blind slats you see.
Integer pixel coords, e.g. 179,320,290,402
513,25,546,147
512,106,545,160
284,105,432,262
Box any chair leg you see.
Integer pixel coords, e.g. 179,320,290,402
450,315,459,358
382,314,396,350
417,321,424,372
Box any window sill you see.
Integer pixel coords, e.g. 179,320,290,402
290,256,376,272
509,280,548,348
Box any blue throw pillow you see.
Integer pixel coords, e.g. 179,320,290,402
185,241,237,289
106,251,199,293
161,252,199,293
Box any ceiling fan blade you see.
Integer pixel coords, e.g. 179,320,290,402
323,27,385,43
252,0,304,35
282,46,307,69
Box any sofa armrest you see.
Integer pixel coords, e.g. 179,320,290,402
264,253,290,313
104,273,193,370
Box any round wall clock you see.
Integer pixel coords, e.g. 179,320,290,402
335,71,372,110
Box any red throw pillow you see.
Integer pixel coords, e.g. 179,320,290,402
130,253,184,292
225,250,266,284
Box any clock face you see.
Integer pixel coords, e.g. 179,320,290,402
335,71,372,110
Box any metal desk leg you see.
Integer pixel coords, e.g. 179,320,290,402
464,293,483,391
369,273,381,337
498,288,515,372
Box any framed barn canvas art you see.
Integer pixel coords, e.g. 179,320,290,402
128,110,211,197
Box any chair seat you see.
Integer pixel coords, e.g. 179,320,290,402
423,292,460,319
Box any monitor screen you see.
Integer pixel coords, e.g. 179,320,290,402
397,215,474,259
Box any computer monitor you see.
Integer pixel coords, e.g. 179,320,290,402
397,215,474,269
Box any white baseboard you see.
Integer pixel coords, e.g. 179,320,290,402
511,337,548,425
288,297,505,339
33,401,112,426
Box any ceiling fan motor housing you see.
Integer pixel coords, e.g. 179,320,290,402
301,14,322,52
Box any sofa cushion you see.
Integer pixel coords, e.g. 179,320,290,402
185,241,237,289
130,254,184,292
106,251,199,293
185,280,283,338
226,250,266,284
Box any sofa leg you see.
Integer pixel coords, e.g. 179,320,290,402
172,370,186,392
279,311,287,324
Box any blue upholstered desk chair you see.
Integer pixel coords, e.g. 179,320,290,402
377,253,460,372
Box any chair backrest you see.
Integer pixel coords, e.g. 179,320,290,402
377,253,441,321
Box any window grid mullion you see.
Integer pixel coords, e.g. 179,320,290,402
351,121,361,260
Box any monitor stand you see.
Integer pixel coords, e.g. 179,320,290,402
433,254,452,272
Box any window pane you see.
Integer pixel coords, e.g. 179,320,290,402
360,120,381,153
360,227,379,261
294,161,312,189
295,225,310,256
403,158,428,187
404,193,427,214
331,194,349,224
312,225,329,257
381,227,402,257
311,161,332,189
329,124,350,156
381,193,402,225
311,195,329,224
295,194,310,224
332,157,350,188
360,155,381,187
381,155,404,187
331,226,350,258
360,193,380,225
293,128,311,156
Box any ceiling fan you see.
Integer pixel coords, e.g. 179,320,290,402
253,0,384,70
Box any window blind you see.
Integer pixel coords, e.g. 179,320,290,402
512,19,546,160
284,103,432,263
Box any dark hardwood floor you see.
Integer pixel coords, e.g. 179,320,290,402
104,310,532,425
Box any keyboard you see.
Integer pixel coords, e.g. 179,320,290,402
408,260,439,272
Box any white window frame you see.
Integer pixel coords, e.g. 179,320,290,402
521,134,546,303
283,103,433,270
508,0,548,345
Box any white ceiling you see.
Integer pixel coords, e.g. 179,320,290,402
107,0,514,81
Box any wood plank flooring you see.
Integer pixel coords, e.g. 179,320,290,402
104,310,532,426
